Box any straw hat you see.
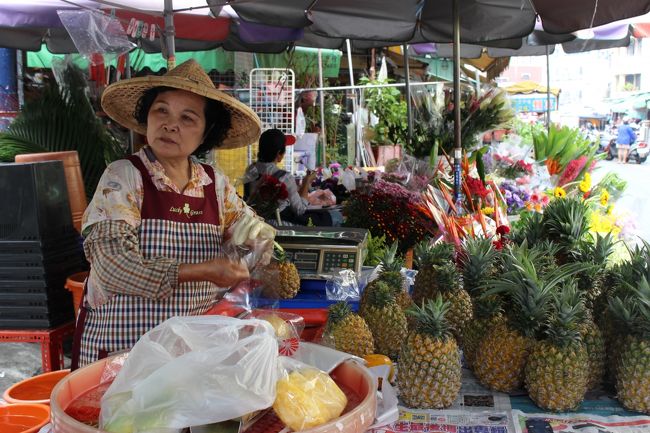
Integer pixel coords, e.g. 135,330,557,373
101,59,261,149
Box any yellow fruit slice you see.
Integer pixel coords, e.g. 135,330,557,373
273,369,347,431
363,354,395,381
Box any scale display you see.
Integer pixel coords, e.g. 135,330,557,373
275,227,368,279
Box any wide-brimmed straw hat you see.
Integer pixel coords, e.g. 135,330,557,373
101,59,261,149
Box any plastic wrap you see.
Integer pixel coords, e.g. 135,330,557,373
308,189,337,206
339,168,357,192
326,269,360,301
247,310,305,356
100,315,279,433
57,10,135,64
273,357,348,431
203,279,262,317
224,213,276,269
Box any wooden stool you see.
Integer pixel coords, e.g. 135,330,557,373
0,321,76,372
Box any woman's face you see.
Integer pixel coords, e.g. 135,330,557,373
146,89,207,161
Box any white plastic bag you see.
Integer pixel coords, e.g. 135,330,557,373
100,316,279,433
340,168,356,191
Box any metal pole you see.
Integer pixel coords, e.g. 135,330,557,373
546,45,551,133
15,49,23,108
403,43,412,148
453,0,462,204
317,49,327,166
346,39,366,166
294,79,447,93
163,0,176,69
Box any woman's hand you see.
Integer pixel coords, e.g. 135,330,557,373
179,258,250,287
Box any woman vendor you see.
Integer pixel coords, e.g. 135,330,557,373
72,60,275,368
243,128,343,226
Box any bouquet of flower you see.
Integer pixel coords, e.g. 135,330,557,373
247,175,289,220
343,179,436,251
499,181,531,214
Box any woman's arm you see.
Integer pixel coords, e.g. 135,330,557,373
84,220,179,299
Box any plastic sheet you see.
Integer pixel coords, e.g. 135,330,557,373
325,269,360,301
224,213,276,269
100,315,279,433
57,10,135,65
273,357,348,431
308,189,337,206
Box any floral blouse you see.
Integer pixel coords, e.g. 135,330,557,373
81,146,253,300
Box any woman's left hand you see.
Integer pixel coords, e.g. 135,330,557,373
179,258,250,287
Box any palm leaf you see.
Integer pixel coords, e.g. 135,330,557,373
0,63,125,201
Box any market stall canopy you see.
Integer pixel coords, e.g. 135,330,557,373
505,81,561,98
1,1,649,54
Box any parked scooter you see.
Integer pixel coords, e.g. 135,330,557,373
604,139,649,164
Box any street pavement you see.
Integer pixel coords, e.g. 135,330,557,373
0,157,649,399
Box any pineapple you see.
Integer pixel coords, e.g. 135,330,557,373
608,278,650,414
580,316,606,390
473,246,586,393
461,296,504,370
360,241,412,315
542,197,590,264
413,242,472,338
525,284,589,412
323,302,374,358
262,243,300,299
360,281,408,361
398,297,462,409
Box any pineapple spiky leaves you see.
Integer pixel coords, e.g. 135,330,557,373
608,278,650,414
459,236,499,296
323,302,374,358
398,297,461,409
360,281,408,361
542,197,590,264
525,283,589,412
360,241,412,315
262,243,300,299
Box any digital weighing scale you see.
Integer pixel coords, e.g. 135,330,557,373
275,227,368,279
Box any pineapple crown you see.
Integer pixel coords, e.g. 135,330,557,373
608,277,650,339
414,240,454,268
431,263,461,292
572,233,616,267
542,197,590,251
543,282,587,347
380,241,404,273
460,236,499,294
367,281,397,308
474,294,503,319
511,212,545,245
273,241,288,263
406,296,453,340
487,247,588,337
327,301,353,327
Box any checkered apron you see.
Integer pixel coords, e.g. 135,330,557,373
76,156,223,367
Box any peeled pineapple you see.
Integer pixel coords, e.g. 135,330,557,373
273,369,348,431
259,313,295,340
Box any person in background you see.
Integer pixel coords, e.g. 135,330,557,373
616,117,636,164
72,60,275,368
243,128,343,226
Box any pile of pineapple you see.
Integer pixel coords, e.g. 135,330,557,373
323,197,650,415
463,197,649,414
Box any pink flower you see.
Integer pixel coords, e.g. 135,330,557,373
541,195,550,205
559,156,587,185
516,175,530,185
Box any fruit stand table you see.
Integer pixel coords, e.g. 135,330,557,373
0,321,75,372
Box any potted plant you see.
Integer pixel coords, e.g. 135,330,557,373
360,76,408,165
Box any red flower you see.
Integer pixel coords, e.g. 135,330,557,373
496,225,510,236
466,176,490,199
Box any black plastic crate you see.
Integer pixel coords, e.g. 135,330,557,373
0,313,73,329
0,290,72,308
0,235,83,257
0,262,85,283
0,252,85,269
0,161,74,242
